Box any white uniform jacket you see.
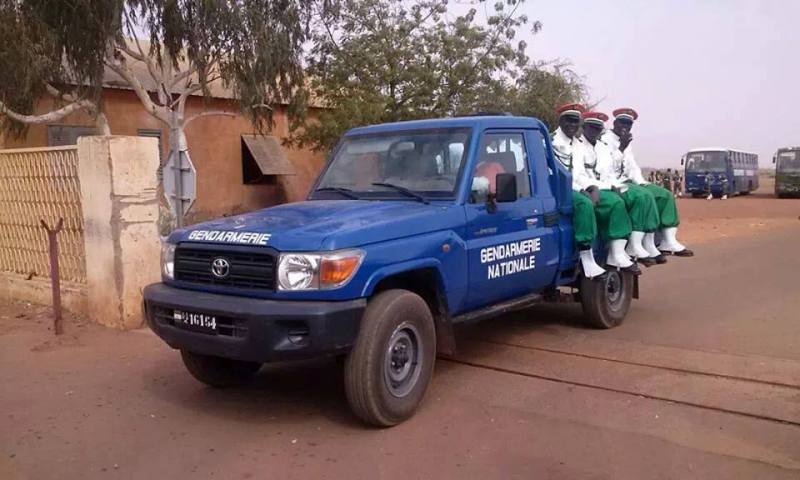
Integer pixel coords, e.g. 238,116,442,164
601,130,648,185
551,128,609,192
574,135,614,190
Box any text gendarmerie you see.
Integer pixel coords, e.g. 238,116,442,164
187,230,271,245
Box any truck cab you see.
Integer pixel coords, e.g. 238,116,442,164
143,115,636,426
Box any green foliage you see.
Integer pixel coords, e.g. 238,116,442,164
125,0,312,130
0,0,315,136
290,0,539,151
0,0,115,136
502,60,588,130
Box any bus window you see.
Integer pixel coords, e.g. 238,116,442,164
686,151,727,172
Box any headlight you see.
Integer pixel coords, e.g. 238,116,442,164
277,249,364,291
161,242,176,280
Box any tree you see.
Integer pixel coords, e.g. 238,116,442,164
290,0,535,151
0,0,314,226
498,60,589,130
0,0,114,135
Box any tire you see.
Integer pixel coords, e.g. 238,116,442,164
344,289,436,427
180,351,262,388
580,270,633,329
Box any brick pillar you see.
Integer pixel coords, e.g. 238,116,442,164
77,136,161,329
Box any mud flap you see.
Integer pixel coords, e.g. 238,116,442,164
435,315,457,357
435,289,457,357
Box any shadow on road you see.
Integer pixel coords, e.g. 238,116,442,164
140,354,366,429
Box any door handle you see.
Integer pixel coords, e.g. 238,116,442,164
543,211,559,227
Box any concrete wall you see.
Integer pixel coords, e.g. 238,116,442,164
2,89,328,224
0,272,86,315
78,136,161,329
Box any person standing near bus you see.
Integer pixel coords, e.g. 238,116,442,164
663,168,673,193
550,103,639,277
720,174,729,200
704,171,714,200
672,170,682,197
601,108,694,257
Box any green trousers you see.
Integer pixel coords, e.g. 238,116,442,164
642,183,680,228
620,183,660,232
595,190,633,241
572,190,633,246
572,191,597,247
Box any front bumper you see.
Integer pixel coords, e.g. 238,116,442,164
143,283,366,363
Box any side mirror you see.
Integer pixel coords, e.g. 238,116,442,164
495,173,517,203
773,154,777,164
680,155,686,166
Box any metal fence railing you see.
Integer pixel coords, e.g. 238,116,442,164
0,146,86,283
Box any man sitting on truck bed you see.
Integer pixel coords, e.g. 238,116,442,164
601,108,694,257
550,103,639,277
583,112,664,267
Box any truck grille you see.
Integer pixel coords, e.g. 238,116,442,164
174,244,276,290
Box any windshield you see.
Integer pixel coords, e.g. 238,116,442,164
315,128,471,199
777,150,800,172
686,151,728,173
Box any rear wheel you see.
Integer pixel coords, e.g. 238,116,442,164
580,270,633,329
180,351,261,388
344,289,436,427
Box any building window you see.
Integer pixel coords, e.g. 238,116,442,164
47,125,97,146
138,128,164,179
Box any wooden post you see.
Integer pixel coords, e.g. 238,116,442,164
40,218,64,335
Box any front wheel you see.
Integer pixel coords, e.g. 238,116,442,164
180,351,262,388
580,270,633,329
344,289,436,427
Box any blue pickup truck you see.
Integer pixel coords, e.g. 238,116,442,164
143,115,638,426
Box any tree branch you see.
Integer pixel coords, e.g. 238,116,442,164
116,38,172,106
105,51,171,124
184,110,237,126
0,99,87,125
41,83,111,134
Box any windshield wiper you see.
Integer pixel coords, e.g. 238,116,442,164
315,187,360,200
371,182,429,204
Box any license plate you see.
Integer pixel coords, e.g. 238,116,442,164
173,310,217,334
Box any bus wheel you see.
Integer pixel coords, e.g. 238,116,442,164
344,289,436,427
580,270,633,329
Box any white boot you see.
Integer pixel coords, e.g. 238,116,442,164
607,239,634,268
659,227,686,252
643,232,662,258
706,193,712,200
625,231,650,259
579,249,606,278
721,194,728,200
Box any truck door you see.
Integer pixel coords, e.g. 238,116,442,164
463,130,558,311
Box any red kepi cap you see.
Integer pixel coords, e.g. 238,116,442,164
612,108,639,122
581,111,609,126
556,102,586,118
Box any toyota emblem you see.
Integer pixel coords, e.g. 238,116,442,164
210,257,231,278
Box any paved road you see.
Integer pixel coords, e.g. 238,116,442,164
2,207,799,479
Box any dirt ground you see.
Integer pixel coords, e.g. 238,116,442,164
2,176,799,479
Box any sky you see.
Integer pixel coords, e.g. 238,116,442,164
454,0,800,168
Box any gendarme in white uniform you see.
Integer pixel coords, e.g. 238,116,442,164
552,127,611,192
601,129,648,185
